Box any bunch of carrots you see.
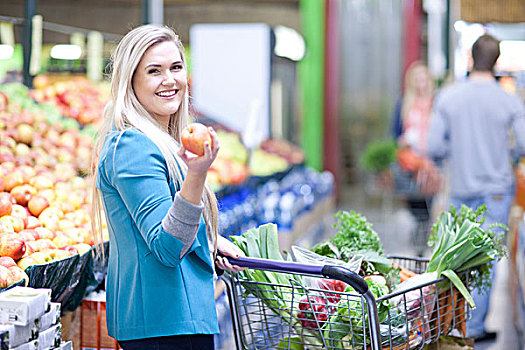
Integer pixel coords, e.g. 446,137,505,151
392,262,418,282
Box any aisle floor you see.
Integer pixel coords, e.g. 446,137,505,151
327,183,521,350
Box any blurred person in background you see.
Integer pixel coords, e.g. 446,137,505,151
392,62,441,255
90,25,244,350
427,34,525,341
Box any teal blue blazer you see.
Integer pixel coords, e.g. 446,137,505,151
96,128,218,341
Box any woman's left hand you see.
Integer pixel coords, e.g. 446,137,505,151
215,236,246,272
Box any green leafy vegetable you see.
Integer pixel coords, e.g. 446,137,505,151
314,210,384,257
426,204,507,308
360,139,397,173
312,210,391,278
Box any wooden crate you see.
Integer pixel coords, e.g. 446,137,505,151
81,299,120,350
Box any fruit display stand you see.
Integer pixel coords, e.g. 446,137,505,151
0,80,110,349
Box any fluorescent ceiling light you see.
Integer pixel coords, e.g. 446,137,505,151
0,44,14,60
50,44,82,60
273,25,305,61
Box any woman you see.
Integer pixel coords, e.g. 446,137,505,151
391,62,440,255
90,25,244,349
392,62,435,153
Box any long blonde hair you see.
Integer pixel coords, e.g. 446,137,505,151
91,25,218,258
401,61,435,122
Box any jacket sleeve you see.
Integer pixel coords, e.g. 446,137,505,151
106,129,200,267
427,94,449,160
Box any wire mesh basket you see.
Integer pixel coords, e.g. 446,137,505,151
224,256,469,350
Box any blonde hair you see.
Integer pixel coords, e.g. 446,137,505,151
401,61,436,122
91,25,218,258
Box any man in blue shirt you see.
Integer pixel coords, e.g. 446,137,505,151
428,34,525,341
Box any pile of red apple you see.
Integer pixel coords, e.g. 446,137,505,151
0,162,96,289
0,98,102,290
30,75,109,126
0,101,93,176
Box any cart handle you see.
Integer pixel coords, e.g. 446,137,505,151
225,256,382,349
226,256,369,294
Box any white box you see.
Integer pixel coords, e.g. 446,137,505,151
37,323,61,350
0,287,51,326
59,340,72,350
37,303,60,331
10,339,38,350
0,321,38,348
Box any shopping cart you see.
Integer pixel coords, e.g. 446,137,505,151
224,255,468,350
391,163,440,256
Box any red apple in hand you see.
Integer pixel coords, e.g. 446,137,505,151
181,123,213,156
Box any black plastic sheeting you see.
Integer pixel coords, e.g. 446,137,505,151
0,241,109,313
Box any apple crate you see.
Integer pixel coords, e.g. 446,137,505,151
80,299,120,350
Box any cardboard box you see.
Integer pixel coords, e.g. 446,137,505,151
0,321,38,348
10,339,38,350
37,303,61,332
37,324,61,350
0,287,51,326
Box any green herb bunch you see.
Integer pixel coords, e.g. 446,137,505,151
360,139,397,173
312,211,392,277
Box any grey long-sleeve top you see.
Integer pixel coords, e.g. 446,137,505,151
427,79,525,198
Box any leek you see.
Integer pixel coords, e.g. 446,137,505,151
426,205,507,308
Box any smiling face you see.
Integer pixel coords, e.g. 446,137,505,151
132,40,187,128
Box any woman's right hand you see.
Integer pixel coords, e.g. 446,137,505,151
177,126,219,205
178,126,220,176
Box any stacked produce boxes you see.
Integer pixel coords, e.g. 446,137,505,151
0,286,72,349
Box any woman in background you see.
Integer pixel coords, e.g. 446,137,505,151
392,61,440,255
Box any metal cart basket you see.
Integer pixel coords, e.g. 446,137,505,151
224,256,468,350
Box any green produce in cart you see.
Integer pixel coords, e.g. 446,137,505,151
426,204,507,308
